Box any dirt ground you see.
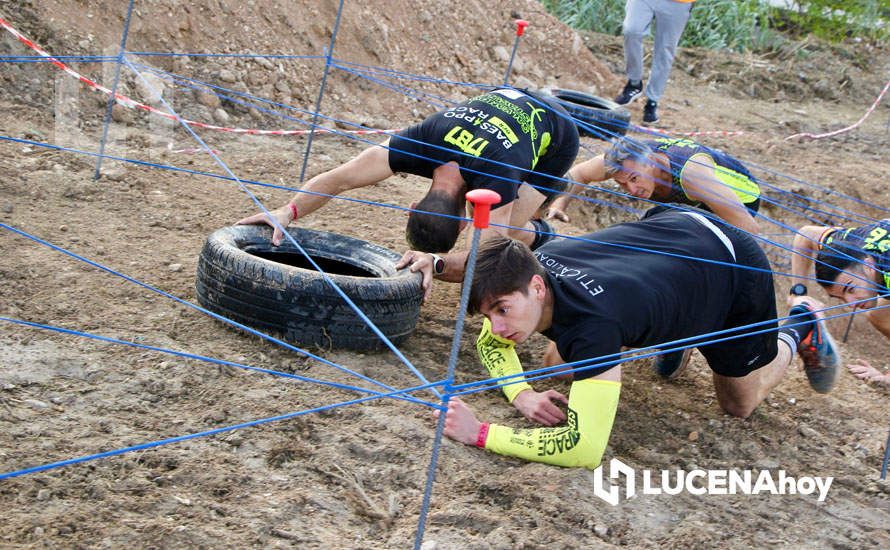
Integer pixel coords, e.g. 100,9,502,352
1,1,889,548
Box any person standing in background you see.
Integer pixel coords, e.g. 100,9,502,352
614,0,695,125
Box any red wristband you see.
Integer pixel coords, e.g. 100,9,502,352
287,202,298,221
475,423,490,448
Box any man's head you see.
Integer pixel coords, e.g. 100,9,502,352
604,136,659,199
406,162,466,252
468,236,549,343
815,246,881,308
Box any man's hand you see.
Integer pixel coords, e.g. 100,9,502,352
396,250,434,301
436,398,482,446
512,388,568,426
236,205,294,246
847,359,884,382
790,295,826,314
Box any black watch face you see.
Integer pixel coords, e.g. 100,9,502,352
791,284,807,296
434,258,445,275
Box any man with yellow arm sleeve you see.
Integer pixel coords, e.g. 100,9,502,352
441,206,841,468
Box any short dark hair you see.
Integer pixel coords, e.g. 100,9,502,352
405,190,462,252
468,236,546,314
814,245,867,288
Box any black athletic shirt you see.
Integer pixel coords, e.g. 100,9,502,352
388,88,579,209
823,219,890,290
538,209,741,379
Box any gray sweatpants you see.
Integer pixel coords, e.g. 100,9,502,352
622,0,693,102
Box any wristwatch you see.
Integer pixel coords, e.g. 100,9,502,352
790,283,808,296
430,254,446,276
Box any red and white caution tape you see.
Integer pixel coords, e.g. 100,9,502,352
785,79,890,141
0,15,398,137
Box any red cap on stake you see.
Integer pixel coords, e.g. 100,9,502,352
466,189,501,229
515,19,529,37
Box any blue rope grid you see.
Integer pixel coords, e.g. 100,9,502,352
1,5,888,545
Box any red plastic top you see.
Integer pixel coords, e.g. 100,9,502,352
466,189,501,229
515,19,529,36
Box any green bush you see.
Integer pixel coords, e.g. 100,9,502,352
541,0,888,50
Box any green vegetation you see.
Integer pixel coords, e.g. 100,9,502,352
540,0,889,51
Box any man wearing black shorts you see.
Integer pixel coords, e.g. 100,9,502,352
237,88,579,299
439,207,840,468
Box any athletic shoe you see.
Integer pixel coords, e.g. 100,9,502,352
614,80,643,105
653,348,693,380
530,218,556,250
643,99,659,125
796,302,841,393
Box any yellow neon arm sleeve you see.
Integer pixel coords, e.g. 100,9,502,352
484,378,621,469
476,317,533,403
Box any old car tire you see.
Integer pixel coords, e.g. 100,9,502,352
547,89,631,140
196,225,423,351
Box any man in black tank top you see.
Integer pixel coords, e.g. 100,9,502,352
237,88,579,299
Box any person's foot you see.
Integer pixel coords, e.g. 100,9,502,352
653,348,693,380
643,99,659,125
614,80,643,105
796,302,841,393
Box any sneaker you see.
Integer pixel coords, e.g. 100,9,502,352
530,218,556,250
614,80,643,105
643,99,659,125
653,348,693,380
796,302,841,393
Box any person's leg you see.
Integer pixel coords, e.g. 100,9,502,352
645,0,692,102
622,0,654,85
509,184,548,247
712,340,793,418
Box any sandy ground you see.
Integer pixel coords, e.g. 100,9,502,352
1,1,889,548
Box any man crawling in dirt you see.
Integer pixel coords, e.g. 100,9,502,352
440,206,840,468
237,87,579,299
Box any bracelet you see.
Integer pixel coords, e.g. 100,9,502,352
287,202,299,221
475,423,490,448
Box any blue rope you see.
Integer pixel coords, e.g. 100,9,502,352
0,222,408,394
454,297,890,396
93,0,136,180
0,377,447,481
127,52,326,60
299,0,347,183
0,317,437,409
123,56,439,397
1,132,879,295
0,55,116,62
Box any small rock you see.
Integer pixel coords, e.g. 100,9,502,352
33,526,44,536
787,398,796,405
798,424,819,438
195,90,221,109
594,524,608,538
688,431,699,442
754,458,781,470
111,103,134,124
1,202,12,214
218,69,237,83
59,225,68,232
136,72,166,105
22,146,33,153
36,489,50,501
420,541,437,550
24,398,50,410
213,108,230,125
168,263,183,272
